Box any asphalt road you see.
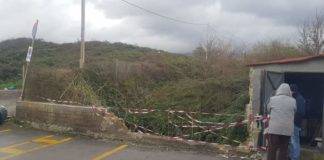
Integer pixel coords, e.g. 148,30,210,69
0,123,241,160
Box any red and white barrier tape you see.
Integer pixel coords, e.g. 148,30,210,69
127,108,242,117
38,96,82,105
37,96,250,145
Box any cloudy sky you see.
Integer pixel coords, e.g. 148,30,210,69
0,0,323,53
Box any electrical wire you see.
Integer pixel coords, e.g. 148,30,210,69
118,0,247,46
119,0,208,26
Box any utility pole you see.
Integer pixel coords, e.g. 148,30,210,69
80,0,85,69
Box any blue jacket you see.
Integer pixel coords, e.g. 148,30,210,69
293,92,306,127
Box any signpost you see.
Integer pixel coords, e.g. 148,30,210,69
21,20,39,100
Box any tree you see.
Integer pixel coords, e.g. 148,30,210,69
193,35,236,61
245,40,303,64
193,35,248,79
298,12,324,55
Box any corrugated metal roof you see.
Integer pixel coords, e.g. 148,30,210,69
248,54,324,67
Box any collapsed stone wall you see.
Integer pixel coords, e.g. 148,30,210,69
16,101,129,139
15,101,251,156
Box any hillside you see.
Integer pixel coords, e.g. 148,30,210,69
0,38,248,113
0,38,249,144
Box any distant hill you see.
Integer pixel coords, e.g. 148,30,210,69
0,38,168,82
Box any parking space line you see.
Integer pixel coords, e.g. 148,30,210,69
92,144,128,160
0,129,11,133
0,135,73,160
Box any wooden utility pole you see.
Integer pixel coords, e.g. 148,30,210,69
80,0,85,69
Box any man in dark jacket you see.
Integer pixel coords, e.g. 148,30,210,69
289,84,306,160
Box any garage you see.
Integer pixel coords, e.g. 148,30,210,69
248,54,324,153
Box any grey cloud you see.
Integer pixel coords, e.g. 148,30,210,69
91,0,299,52
0,0,80,42
220,0,324,25
0,0,320,53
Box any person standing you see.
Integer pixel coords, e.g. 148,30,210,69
267,83,296,160
289,84,306,160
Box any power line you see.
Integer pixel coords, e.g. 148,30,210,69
119,0,208,26
118,0,247,45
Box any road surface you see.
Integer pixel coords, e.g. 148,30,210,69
0,123,241,160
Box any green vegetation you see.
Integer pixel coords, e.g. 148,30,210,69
0,38,304,145
0,80,21,90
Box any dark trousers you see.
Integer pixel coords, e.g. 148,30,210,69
267,134,290,160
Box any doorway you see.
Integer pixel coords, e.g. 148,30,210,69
285,72,324,148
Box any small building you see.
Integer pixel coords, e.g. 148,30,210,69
248,54,324,152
